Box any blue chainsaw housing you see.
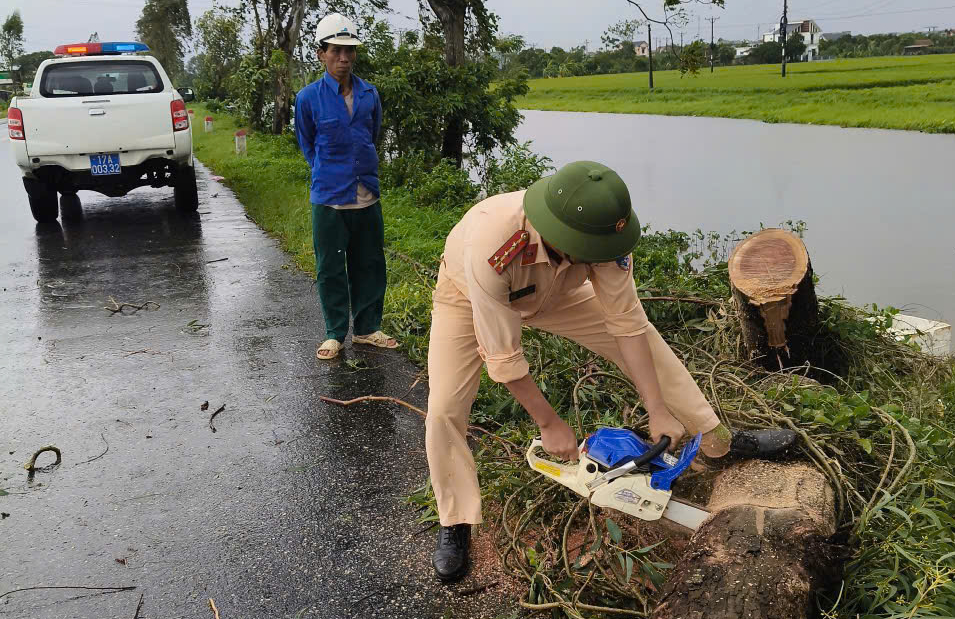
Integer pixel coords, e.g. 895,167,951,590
584,428,701,491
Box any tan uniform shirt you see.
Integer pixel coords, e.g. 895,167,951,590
441,190,650,384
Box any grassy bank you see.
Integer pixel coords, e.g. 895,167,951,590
518,55,955,133
190,105,955,618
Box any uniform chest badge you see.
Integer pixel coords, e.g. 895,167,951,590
616,256,631,271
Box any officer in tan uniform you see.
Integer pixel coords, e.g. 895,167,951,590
426,161,795,582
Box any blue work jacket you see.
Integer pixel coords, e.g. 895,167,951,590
294,72,382,206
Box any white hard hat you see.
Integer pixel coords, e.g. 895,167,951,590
316,13,362,46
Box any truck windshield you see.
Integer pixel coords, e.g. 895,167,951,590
40,60,164,97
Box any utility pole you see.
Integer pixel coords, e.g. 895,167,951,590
648,22,654,90
708,16,720,72
781,0,788,77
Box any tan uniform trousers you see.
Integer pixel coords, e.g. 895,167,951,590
425,272,720,527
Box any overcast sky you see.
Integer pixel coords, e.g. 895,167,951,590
9,0,955,55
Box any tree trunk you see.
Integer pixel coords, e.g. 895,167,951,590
427,0,467,167
728,228,820,372
653,461,839,619
270,0,305,135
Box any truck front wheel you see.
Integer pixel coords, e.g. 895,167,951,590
174,165,199,213
24,179,59,223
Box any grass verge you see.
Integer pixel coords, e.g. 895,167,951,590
518,55,955,133
191,104,955,618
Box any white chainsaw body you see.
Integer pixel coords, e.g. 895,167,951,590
526,438,672,522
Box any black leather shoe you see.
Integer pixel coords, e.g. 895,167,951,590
432,524,471,583
730,429,797,459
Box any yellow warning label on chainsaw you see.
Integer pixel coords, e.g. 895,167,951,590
534,462,562,477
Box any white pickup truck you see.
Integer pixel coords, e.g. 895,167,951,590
7,42,198,222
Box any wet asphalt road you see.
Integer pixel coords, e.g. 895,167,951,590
0,135,511,618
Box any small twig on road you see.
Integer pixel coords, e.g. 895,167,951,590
105,297,160,315
205,258,229,264
0,585,136,601
209,405,227,433
132,593,145,619
24,445,62,471
76,433,109,466
209,597,221,619
320,395,427,417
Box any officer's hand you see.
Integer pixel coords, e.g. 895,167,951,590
540,418,579,461
648,405,686,451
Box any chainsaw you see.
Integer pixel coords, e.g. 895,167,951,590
526,428,711,531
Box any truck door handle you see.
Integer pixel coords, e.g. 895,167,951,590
89,109,106,116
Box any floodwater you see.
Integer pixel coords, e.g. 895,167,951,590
516,110,955,333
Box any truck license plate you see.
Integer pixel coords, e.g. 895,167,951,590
90,154,121,176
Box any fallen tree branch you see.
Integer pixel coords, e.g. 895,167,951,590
209,598,221,619
24,446,62,471
319,395,521,456
639,296,722,307
133,593,145,619
208,405,226,433
0,585,135,601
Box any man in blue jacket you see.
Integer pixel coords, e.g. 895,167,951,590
295,13,397,360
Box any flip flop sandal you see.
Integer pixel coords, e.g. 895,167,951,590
316,338,343,360
352,331,398,349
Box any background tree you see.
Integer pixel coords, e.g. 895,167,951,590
14,51,56,83
678,39,706,75
135,0,192,82
419,0,497,167
746,40,781,64
786,30,807,62
194,8,245,101
715,41,736,65
0,10,25,89
601,18,642,51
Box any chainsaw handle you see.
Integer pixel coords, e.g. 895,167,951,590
526,438,584,491
617,436,670,469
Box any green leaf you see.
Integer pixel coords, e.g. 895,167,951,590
781,402,795,412
857,438,873,454
625,555,634,582
606,518,623,544
0,488,8,497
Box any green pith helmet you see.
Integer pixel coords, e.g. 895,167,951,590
523,161,640,263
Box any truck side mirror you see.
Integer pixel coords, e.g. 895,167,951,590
177,87,195,103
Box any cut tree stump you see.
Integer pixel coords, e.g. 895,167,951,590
728,229,820,371
653,461,839,619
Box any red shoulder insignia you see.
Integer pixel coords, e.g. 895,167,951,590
521,243,538,266
488,230,530,274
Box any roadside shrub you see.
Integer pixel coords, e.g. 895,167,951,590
381,151,479,211
479,142,554,196
409,158,479,211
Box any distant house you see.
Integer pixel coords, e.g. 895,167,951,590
821,31,851,42
735,46,753,58
763,19,824,60
903,39,935,55
634,41,649,57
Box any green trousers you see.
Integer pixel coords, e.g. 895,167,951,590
311,202,386,342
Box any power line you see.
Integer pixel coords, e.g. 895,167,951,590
714,4,955,32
